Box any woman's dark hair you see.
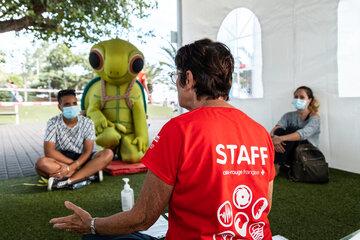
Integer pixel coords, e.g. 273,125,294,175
294,86,320,113
57,89,76,103
175,38,234,100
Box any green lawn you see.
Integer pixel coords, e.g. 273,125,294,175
0,169,359,239
0,104,175,125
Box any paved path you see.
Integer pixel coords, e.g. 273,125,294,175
0,118,168,180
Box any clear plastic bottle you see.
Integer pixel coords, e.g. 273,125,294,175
121,178,134,211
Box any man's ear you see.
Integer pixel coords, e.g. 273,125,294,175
184,70,195,90
58,104,62,112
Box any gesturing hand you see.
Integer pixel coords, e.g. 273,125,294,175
50,201,92,235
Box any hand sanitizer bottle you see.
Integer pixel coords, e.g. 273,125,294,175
121,178,134,211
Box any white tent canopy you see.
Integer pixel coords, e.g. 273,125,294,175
180,0,360,174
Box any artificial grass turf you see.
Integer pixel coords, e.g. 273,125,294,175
269,168,360,239
0,173,147,240
0,169,359,240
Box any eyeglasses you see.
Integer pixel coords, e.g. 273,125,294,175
169,71,181,85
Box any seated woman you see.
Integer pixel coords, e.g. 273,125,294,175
270,86,320,175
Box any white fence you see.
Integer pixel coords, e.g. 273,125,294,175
0,88,82,124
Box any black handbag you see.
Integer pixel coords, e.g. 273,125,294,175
290,143,329,183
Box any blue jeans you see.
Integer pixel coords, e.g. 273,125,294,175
82,232,158,240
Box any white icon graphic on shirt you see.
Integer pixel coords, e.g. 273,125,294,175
212,230,235,240
234,212,249,237
217,201,233,227
233,185,252,209
252,198,268,220
249,222,265,240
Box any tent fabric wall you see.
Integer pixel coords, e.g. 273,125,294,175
181,0,360,174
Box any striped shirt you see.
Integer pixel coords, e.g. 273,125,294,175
44,114,96,154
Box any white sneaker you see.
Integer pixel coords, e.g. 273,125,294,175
98,170,103,182
88,170,103,182
47,177,69,191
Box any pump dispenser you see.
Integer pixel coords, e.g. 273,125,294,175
121,178,134,211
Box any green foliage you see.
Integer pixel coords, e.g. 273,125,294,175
0,73,23,101
30,43,95,90
143,63,161,93
17,42,51,90
159,41,177,73
157,41,177,90
7,74,23,87
0,42,95,92
0,90,11,101
46,44,77,69
0,0,158,44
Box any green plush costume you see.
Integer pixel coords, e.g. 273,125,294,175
81,39,148,163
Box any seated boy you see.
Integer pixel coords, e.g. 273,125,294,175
35,89,113,190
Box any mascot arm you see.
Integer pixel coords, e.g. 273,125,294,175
132,97,148,152
87,96,108,134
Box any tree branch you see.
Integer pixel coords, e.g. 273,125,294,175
0,16,34,33
0,0,49,33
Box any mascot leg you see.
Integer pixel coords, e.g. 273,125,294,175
96,127,121,148
119,133,144,163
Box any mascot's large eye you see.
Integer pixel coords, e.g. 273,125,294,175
89,49,104,70
129,54,144,74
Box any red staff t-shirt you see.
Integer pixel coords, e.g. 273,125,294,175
142,107,275,240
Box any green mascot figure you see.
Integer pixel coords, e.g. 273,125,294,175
81,39,148,163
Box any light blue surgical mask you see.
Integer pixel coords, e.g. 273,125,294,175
62,105,80,120
292,99,308,110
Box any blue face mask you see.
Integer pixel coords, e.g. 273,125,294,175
292,99,308,110
62,105,80,120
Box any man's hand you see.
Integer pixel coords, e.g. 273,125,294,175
50,201,92,234
50,164,71,179
66,162,79,177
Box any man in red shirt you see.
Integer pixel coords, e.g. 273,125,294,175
50,39,275,240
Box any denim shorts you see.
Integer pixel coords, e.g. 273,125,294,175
60,150,96,161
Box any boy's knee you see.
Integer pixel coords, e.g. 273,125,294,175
35,157,48,170
98,149,114,163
